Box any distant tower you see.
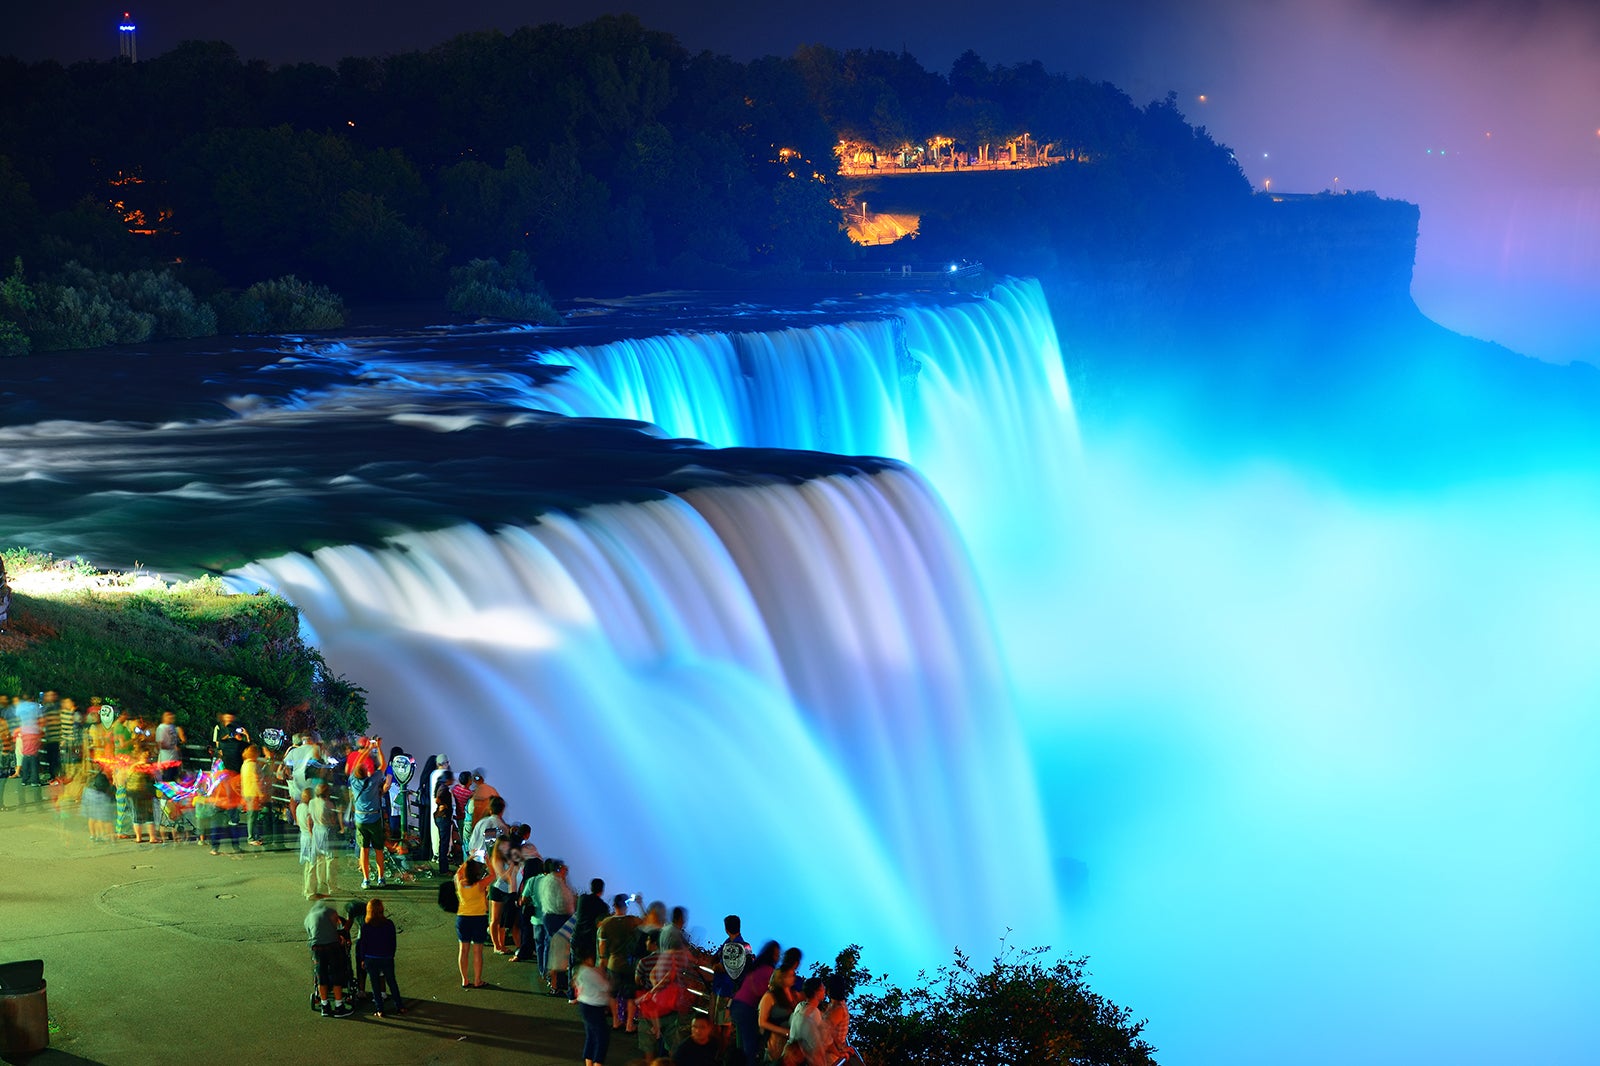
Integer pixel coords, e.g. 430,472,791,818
118,12,138,63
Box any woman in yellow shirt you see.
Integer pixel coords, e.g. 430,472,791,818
455,859,494,988
241,745,267,845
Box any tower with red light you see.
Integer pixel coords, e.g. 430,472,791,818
118,12,137,63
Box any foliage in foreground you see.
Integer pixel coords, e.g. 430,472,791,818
0,552,367,739
445,253,562,324
814,941,1158,1066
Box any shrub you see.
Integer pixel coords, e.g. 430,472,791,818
216,274,345,333
445,253,561,324
0,258,35,356
104,268,218,339
820,941,1158,1066
30,278,151,349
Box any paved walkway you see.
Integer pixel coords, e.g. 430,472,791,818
0,803,592,1065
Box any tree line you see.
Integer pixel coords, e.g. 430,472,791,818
0,16,1255,348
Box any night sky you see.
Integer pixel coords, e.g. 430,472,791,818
9,1,1600,363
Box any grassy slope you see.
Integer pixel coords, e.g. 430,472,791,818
0,554,365,739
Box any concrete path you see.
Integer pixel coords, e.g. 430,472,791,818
0,804,597,1065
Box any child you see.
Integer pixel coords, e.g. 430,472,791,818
297,788,319,898
362,899,403,1017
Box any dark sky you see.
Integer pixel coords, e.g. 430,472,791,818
9,1,1600,363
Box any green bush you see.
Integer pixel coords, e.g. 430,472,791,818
30,278,152,349
820,942,1158,1066
0,258,35,356
445,253,561,324
216,274,346,333
105,268,218,339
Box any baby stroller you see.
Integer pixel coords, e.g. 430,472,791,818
155,779,198,840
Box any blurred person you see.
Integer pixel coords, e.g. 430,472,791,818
570,947,615,1066
125,746,158,843
241,744,269,845
15,704,42,804
757,968,799,1066
206,761,245,855
85,702,115,768
297,787,321,898
40,690,60,782
305,897,353,1017
58,697,83,779
539,859,577,992
0,714,14,810
645,909,697,1054
362,898,404,1017
349,738,388,889
598,893,641,1031
786,977,829,1066
82,760,114,842
284,732,323,812
308,781,342,895
455,857,494,988
821,976,854,1065
211,710,250,766
468,793,510,859
730,941,780,1066
154,711,185,783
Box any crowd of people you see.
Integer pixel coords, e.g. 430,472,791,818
0,696,858,1065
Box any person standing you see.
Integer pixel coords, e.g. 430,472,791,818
307,782,342,896
786,978,829,1066
362,898,404,1017
730,941,780,1066
154,711,185,783
454,858,494,988
40,691,60,783
305,898,354,1017
450,771,474,854
598,893,642,1031
426,754,452,862
349,738,389,889
538,860,577,992
572,878,610,968
297,788,321,898
211,711,250,768
570,949,616,1066
467,794,510,859
711,915,753,1034
241,744,269,846
433,774,457,876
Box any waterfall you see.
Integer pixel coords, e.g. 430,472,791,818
234,465,1058,966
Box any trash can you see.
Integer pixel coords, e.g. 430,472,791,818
0,959,48,1057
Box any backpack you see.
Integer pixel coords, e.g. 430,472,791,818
437,878,459,914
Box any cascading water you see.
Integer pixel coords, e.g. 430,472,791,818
233,465,1057,967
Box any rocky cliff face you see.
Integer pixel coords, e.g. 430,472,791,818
1233,192,1421,308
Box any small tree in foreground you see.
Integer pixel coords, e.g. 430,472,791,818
816,940,1158,1066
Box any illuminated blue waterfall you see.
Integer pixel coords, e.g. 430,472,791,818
234,465,1057,967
